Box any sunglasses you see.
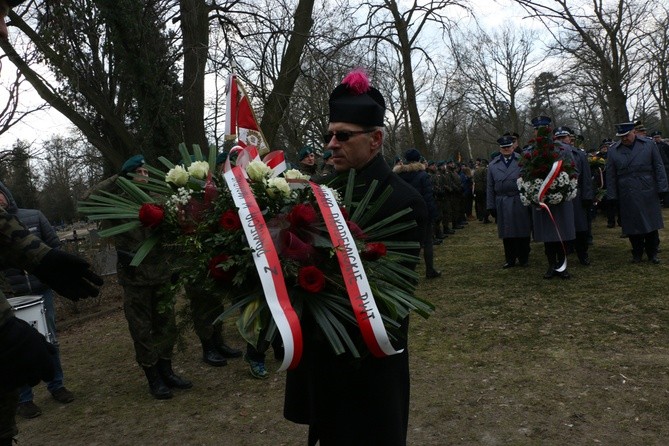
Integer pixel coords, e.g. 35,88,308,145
322,129,375,144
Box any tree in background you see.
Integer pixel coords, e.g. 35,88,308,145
0,140,40,208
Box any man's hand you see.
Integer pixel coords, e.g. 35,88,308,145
33,249,104,301
0,317,56,391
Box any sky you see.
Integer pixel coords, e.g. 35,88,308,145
0,0,536,152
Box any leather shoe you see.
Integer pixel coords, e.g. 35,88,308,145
630,256,643,263
216,343,243,359
578,256,591,266
502,262,515,269
433,239,443,245
649,256,661,264
51,387,75,404
543,268,556,279
203,348,228,367
426,270,442,279
557,270,571,279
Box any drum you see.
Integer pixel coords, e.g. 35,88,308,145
8,295,51,342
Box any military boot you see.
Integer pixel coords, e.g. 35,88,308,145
213,331,242,358
142,365,172,400
200,337,228,366
156,359,193,389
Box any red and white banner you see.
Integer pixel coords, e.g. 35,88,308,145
223,164,303,371
310,182,402,358
225,74,269,156
538,160,568,272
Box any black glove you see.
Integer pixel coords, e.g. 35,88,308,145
33,249,104,301
488,209,497,219
0,317,57,391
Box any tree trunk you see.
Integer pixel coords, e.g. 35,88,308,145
260,0,316,152
180,0,210,152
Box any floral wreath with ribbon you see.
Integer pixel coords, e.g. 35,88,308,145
78,144,433,371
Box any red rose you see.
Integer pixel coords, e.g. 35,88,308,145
208,254,236,282
287,203,317,228
219,209,242,231
532,150,538,157
298,266,325,293
361,242,387,261
348,221,367,239
138,203,164,228
552,152,558,159
524,152,531,159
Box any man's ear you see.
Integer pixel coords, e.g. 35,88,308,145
371,129,383,149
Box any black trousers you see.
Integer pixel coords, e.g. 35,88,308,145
628,231,659,258
502,237,530,265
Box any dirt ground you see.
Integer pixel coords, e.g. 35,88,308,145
14,212,669,445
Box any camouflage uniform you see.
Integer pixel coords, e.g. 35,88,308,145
443,166,463,228
473,165,489,222
114,223,177,367
0,209,50,441
429,168,446,237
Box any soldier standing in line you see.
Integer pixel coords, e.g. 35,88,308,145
445,159,465,231
107,155,192,399
554,127,594,265
486,136,531,268
473,158,490,223
528,116,576,279
606,122,668,263
650,131,669,208
436,161,455,236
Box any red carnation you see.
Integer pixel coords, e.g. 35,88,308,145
219,209,242,231
552,152,558,159
298,266,325,293
208,254,236,282
361,242,387,261
287,203,317,228
138,203,164,229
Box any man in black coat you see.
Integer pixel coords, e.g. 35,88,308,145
393,148,442,278
283,70,428,446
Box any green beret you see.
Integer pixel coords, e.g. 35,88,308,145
298,145,315,161
120,155,145,176
216,151,229,166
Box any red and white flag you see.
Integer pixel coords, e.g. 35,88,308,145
225,74,269,156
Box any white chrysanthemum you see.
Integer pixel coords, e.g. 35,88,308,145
166,165,189,186
187,161,210,180
284,169,310,180
246,160,272,182
519,194,530,206
267,177,291,198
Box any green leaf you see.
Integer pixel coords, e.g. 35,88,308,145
308,302,347,356
116,177,154,204
157,156,175,170
178,143,192,167
97,221,142,237
191,144,204,161
356,184,392,228
85,213,141,221
343,169,356,209
350,180,378,223
129,233,161,266
362,207,414,234
365,221,417,240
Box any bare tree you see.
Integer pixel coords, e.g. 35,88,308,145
452,24,541,140
513,0,651,127
641,5,669,133
357,0,467,153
